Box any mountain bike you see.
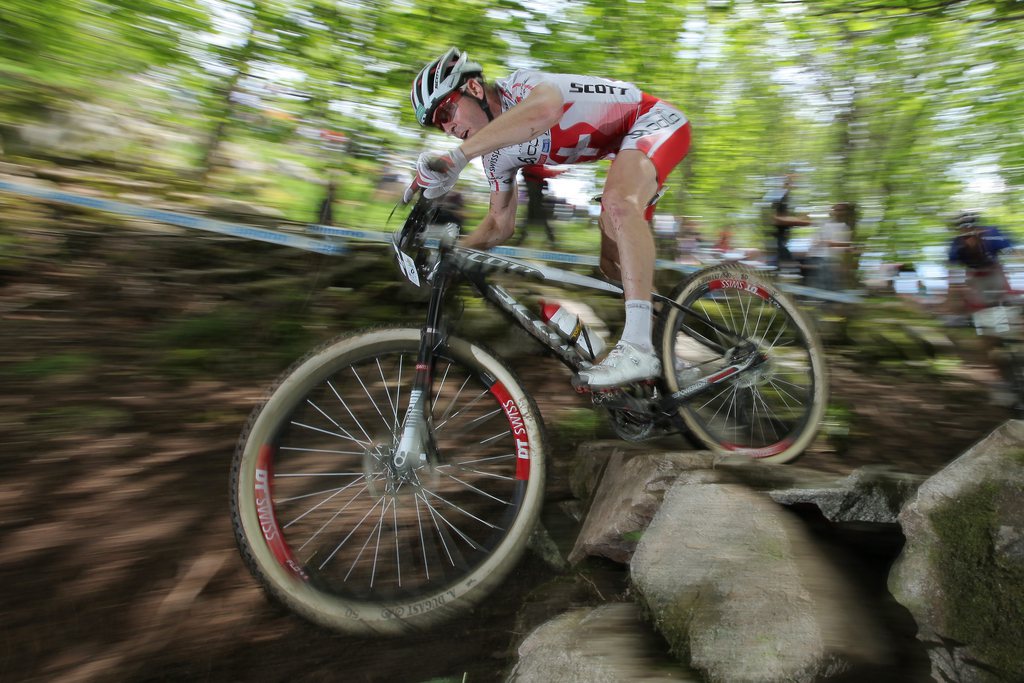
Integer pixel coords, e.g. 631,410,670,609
230,195,828,635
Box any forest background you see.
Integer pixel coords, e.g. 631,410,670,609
1,0,1022,257
2,5,1022,679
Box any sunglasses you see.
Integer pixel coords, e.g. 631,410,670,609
432,90,463,129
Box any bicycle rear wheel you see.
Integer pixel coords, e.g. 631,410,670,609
231,327,546,634
656,265,827,463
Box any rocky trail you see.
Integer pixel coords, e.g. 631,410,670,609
0,187,1015,682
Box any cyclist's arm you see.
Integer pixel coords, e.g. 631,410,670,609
986,226,1013,253
460,186,518,250
457,82,564,162
949,237,962,264
774,213,812,227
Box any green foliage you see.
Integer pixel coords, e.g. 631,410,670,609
32,405,133,432
145,305,317,378
0,0,208,121
3,1,1023,256
5,353,100,379
549,407,603,449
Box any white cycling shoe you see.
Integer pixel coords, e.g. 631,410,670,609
574,341,662,390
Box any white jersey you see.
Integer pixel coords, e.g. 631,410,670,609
482,69,687,192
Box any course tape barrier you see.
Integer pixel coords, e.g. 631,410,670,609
0,178,347,256
0,178,860,303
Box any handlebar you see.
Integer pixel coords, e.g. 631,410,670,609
392,192,462,286
396,192,435,253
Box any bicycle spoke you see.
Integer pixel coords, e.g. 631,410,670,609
318,486,382,570
440,453,516,467
277,481,361,503
343,496,391,584
414,492,431,581
435,389,492,433
284,476,368,529
666,271,823,456
376,356,399,432
434,361,453,412
291,419,368,448
440,472,513,504
480,430,510,445
436,463,516,481
392,491,402,588
391,354,405,432
280,446,365,456
437,370,471,424
328,380,374,445
306,396,364,445
352,364,394,432
422,487,503,532
419,490,474,561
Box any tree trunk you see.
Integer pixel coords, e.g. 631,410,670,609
196,34,255,181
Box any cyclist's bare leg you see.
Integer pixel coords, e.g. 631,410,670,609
598,222,621,282
600,150,659,307
575,151,663,390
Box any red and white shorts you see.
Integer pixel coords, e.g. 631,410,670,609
616,101,691,219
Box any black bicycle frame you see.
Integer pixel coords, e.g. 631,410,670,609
409,239,763,412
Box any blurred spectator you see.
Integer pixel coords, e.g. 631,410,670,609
652,213,678,260
806,202,853,290
677,218,703,265
514,165,561,247
714,228,732,253
948,211,1013,311
763,174,811,269
317,178,337,226
374,163,407,201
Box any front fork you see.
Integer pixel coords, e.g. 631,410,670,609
393,264,453,474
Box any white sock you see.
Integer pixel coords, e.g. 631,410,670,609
619,300,653,352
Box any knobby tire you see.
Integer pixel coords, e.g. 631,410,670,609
656,264,827,463
230,327,546,635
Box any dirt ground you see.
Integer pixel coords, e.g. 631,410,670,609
0,210,1014,683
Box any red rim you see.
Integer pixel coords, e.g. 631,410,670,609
489,381,531,481
708,277,772,301
255,444,308,580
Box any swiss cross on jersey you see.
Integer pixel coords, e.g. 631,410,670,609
556,133,601,163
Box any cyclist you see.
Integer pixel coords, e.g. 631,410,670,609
406,47,692,389
948,210,1013,311
948,211,1021,408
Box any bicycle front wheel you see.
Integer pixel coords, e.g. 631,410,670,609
231,327,546,635
656,265,827,464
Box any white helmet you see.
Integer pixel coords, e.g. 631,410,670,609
410,47,484,126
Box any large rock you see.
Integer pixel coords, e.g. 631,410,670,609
569,440,627,502
568,448,713,564
506,602,698,682
631,475,890,682
889,420,1024,682
768,466,926,524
